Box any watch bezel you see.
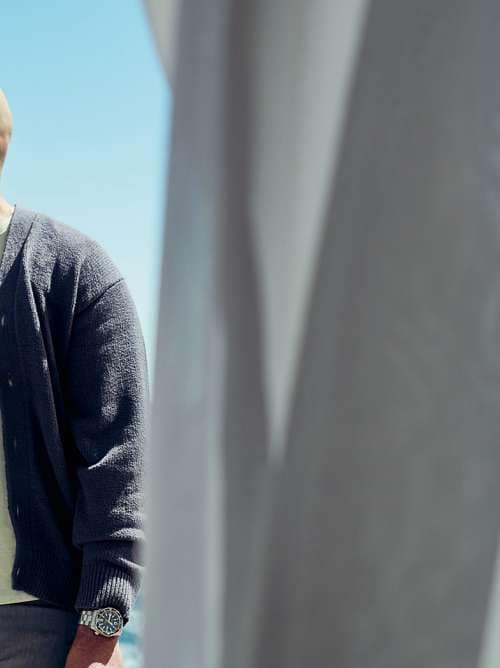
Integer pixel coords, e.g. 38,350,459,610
87,606,124,637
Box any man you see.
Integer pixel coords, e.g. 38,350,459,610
0,89,149,668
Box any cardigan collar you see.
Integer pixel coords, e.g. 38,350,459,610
0,204,37,287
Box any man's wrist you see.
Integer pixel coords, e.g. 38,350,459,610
72,624,120,649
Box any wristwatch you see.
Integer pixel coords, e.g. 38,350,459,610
78,607,124,637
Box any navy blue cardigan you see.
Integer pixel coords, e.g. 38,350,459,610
0,205,150,624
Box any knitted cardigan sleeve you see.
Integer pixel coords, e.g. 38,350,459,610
65,244,150,624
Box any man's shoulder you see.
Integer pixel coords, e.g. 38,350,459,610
25,206,107,256
22,206,123,312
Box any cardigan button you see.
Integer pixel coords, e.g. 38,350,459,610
16,505,19,518
7,376,13,388
0,314,4,326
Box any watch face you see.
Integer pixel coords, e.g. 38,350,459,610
94,607,122,637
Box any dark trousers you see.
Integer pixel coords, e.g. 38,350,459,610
0,599,80,667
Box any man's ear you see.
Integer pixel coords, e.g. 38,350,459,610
0,89,13,136
0,89,13,171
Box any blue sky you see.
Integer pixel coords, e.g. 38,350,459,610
0,0,172,385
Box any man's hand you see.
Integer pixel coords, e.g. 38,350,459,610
64,625,124,668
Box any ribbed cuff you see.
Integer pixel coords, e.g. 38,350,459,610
74,559,136,625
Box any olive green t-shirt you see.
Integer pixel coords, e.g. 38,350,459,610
0,207,39,604
0,212,11,261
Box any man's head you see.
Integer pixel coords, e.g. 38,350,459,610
0,89,13,174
